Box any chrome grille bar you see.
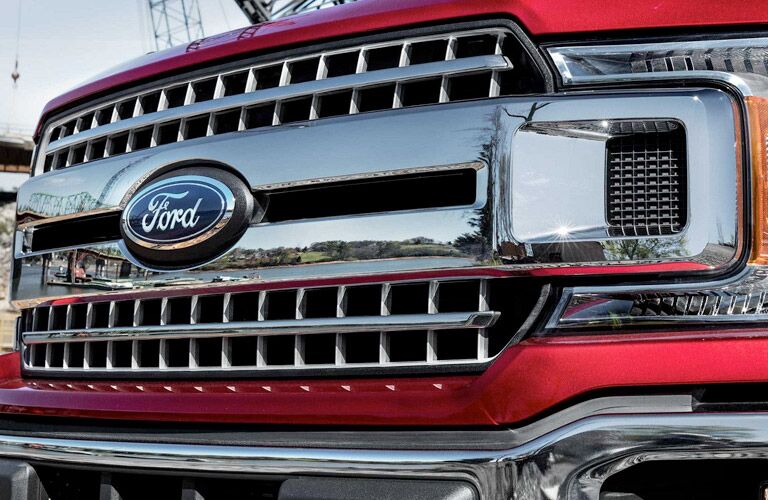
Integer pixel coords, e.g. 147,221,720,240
37,28,521,173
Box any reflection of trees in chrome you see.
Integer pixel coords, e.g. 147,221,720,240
203,238,468,270
604,237,687,261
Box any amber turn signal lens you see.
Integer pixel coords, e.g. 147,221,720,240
747,96,768,264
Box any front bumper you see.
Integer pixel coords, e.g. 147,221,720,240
0,395,762,499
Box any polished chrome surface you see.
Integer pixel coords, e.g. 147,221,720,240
21,278,513,375
36,27,515,174
5,398,768,500
12,90,743,307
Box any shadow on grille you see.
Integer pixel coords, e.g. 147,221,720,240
22,278,545,377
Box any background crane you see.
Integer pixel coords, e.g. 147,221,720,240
146,0,355,50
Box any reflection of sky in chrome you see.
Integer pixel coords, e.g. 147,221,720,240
241,208,476,248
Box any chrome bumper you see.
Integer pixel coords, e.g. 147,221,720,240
0,396,763,499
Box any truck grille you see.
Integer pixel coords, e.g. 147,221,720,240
21,278,545,377
37,25,545,173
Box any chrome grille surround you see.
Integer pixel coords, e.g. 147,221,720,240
35,26,533,174
20,278,543,377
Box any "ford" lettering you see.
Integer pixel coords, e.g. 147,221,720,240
122,175,235,249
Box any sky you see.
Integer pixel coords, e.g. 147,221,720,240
0,0,250,134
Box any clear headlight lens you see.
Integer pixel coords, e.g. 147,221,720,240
547,37,768,85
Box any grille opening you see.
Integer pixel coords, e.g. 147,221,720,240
448,72,493,101
94,107,113,126
197,295,225,324
435,329,477,360
256,64,282,90
455,34,497,58
317,91,353,118
280,97,312,124
78,112,95,132
54,151,67,168
107,133,129,156
231,336,258,366
29,212,122,253
184,115,210,140
89,138,107,160
112,341,132,368
43,154,54,172
601,459,768,500
48,343,65,367
33,465,283,500
409,39,448,64
157,120,181,145
131,127,153,151
345,285,382,316
303,333,336,364
303,288,337,319
264,168,477,223
34,306,50,331
289,58,320,84
366,45,402,71
167,338,190,367
265,335,295,365
60,120,76,137
499,34,547,94
389,331,427,362
230,292,260,322
51,306,68,330
390,283,429,315
70,304,87,329
606,120,687,237
113,302,134,327
197,338,223,367
88,342,107,368
357,84,395,112
244,103,275,129
437,281,480,312
401,78,442,107
70,144,87,165
67,342,85,368
265,290,296,320
344,332,379,364
31,344,46,367
192,78,217,103
139,299,161,326
165,85,187,108
116,100,136,120
213,109,241,135
325,51,359,77
139,340,160,368
140,91,161,114
222,71,249,96
168,297,192,325
36,465,101,500
91,303,110,328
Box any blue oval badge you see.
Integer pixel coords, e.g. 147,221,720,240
122,175,235,250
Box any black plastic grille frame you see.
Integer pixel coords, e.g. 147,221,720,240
606,120,687,237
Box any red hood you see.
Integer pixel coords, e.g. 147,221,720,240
38,0,764,136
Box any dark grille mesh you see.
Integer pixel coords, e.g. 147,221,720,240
606,120,687,237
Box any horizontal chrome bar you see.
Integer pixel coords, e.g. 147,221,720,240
5,399,768,500
45,55,510,153
23,311,499,344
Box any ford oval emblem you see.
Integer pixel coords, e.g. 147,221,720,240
123,176,234,249
120,167,256,270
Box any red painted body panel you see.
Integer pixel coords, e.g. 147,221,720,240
3,330,768,425
37,0,767,134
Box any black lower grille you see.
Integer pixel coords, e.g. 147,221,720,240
606,120,687,237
